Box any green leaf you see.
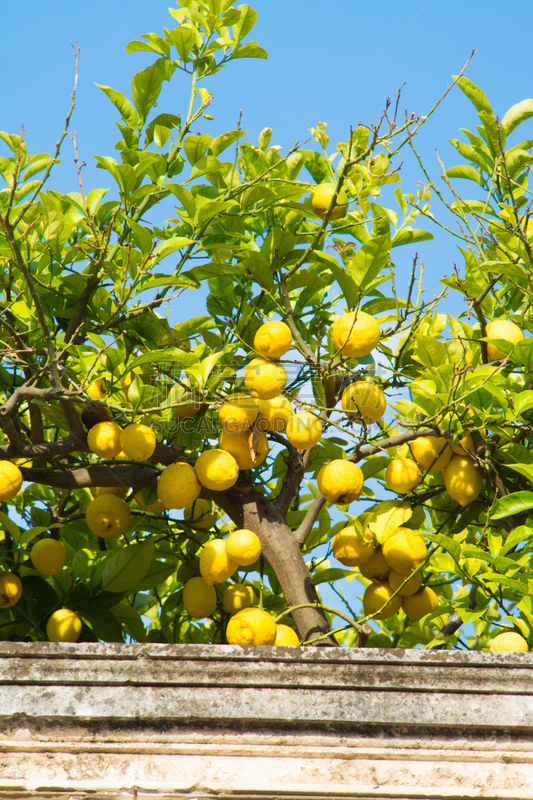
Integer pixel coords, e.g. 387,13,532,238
503,525,533,555
111,602,147,642
132,60,174,124
515,391,533,416
135,558,179,590
501,99,533,137
243,253,273,290
165,25,198,60
183,133,213,165
232,41,267,59
491,491,533,520
349,234,390,288
210,130,245,157
152,236,196,263
454,76,493,115
392,228,434,247
232,5,258,40
96,84,139,128
415,334,447,367
367,501,412,544
445,165,483,185
0,511,21,545
448,139,492,173
425,532,460,562
312,567,351,585
101,536,154,593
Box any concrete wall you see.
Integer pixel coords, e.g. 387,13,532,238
1,643,533,799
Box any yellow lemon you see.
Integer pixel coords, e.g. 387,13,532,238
382,528,427,573
402,586,438,620
11,457,32,469
226,607,277,645
363,581,402,620
342,381,386,424
46,609,82,643
195,448,240,491
257,395,293,432
174,398,202,419
218,394,260,433
489,631,528,652
157,462,202,510
389,568,423,597
411,435,452,472
385,458,421,494
254,320,293,359
450,408,486,455
223,582,257,614
332,527,376,567
183,498,218,530
486,319,524,361
86,494,131,539
0,461,23,501
0,572,22,608
182,577,217,619
331,311,380,358
317,460,364,504
87,421,123,460
286,412,322,449
275,624,300,646
310,183,349,221
119,423,156,461
87,378,106,401
91,486,129,499
359,548,391,580
219,429,269,471
225,529,262,566
134,490,166,514
31,539,67,575
200,539,238,585
244,357,287,400
443,455,483,506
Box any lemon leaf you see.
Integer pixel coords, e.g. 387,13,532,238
367,500,412,544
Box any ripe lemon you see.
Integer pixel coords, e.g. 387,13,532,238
402,585,438,620
389,568,423,597
87,378,106,401
0,461,23,501
443,455,483,506
46,609,82,643
225,529,262,566
317,460,364,504
183,498,217,530
87,421,123,460
86,494,131,539
244,357,287,400
342,382,386,424
219,429,269,471
254,320,293,359
331,311,380,358
195,448,240,491
489,631,528,652
332,527,376,567
11,457,33,468
182,577,217,619
223,582,257,614
200,539,238,585
310,183,349,221
173,397,202,419
257,395,293,432
359,549,391,580
157,462,202,509
275,624,300,646
218,394,260,433
0,572,22,608
226,607,277,645
31,539,67,575
363,581,402,620
382,528,427,573
91,486,129,499
486,319,524,361
119,423,156,461
385,458,421,494
450,408,486,455
411,435,452,472
286,412,323,449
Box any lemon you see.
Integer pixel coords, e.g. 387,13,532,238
317,460,364,504
402,586,438,620
254,320,293,359
11,457,33,468
87,378,106,401
0,572,22,608
244,357,287,400
200,539,238,585
389,568,423,597
218,394,260,433
86,494,131,539
183,498,217,530
223,582,257,614
359,549,391,580
382,528,427,573
275,624,300,646
363,581,402,620
286,412,323,449
257,395,293,432
87,421,123,460
310,183,349,220
0,461,23,501
489,631,528,652
174,398,202,419
450,408,486,455
342,382,386,424
46,609,82,643
182,577,217,619
411,435,452,472
81,403,112,430
225,529,262,566
31,539,67,575
195,448,240,491
332,527,376,567
331,311,380,358
157,462,202,510
486,319,524,361
119,423,156,461
226,607,277,645
385,458,421,494
443,455,483,506
91,486,129,499
134,490,166,514
219,429,269,471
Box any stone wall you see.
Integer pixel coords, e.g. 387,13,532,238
1,643,533,799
